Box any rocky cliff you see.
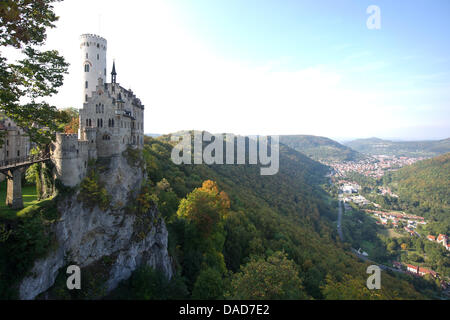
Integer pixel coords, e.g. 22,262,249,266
19,151,173,300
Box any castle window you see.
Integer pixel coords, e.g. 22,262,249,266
100,119,103,127
84,64,90,72
97,54,99,60
17,150,20,157
85,81,88,89
97,43,100,48
85,94,88,102
86,53,88,59
89,119,92,127
86,119,89,127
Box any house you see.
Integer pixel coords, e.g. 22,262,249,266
406,264,438,278
393,261,402,269
407,264,418,274
418,267,437,278
446,244,450,252
437,234,448,245
427,235,436,242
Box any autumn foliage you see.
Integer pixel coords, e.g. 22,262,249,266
177,180,230,238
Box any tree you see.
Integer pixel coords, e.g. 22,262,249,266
228,252,306,300
192,268,224,300
0,0,69,147
59,107,79,134
177,180,230,238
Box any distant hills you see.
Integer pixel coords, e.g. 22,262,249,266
280,135,367,162
345,138,450,158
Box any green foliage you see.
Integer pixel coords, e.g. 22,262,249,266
0,0,69,147
192,268,224,300
0,199,59,299
140,136,424,300
78,169,111,211
280,135,367,162
388,153,450,233
111,266,188,300
228,252,306,300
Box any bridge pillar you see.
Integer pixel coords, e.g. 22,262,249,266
6,169,23,210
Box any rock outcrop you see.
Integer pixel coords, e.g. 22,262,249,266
19,152,173,300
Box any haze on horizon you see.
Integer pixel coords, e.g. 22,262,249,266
40,0,449,141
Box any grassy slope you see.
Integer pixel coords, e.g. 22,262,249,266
0,181,39,219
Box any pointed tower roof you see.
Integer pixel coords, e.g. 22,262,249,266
111,60,117,75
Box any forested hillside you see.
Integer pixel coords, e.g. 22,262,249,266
385,153,450,233
346,138,450,157
280,135,366,162
111,134,424,299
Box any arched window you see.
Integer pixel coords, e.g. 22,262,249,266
84,64,90,72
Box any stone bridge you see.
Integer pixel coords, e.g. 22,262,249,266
0,153,50,209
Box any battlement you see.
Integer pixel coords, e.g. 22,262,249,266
80,34,107,44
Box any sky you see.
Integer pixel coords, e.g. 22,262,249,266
36,0,450,140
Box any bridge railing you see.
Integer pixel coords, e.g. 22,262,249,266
0,153,50,169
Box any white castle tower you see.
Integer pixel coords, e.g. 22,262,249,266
80,34,107,105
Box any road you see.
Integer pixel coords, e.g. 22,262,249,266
337,200,344,241
350,248,406,274
337,198,404,275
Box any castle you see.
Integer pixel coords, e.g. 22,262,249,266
51,34,145,187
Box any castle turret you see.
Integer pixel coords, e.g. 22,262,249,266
80,34,107,106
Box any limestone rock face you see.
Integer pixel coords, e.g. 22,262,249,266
19,153,173,300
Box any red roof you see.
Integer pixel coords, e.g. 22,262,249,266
407,264,418,271
427,235,436,240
